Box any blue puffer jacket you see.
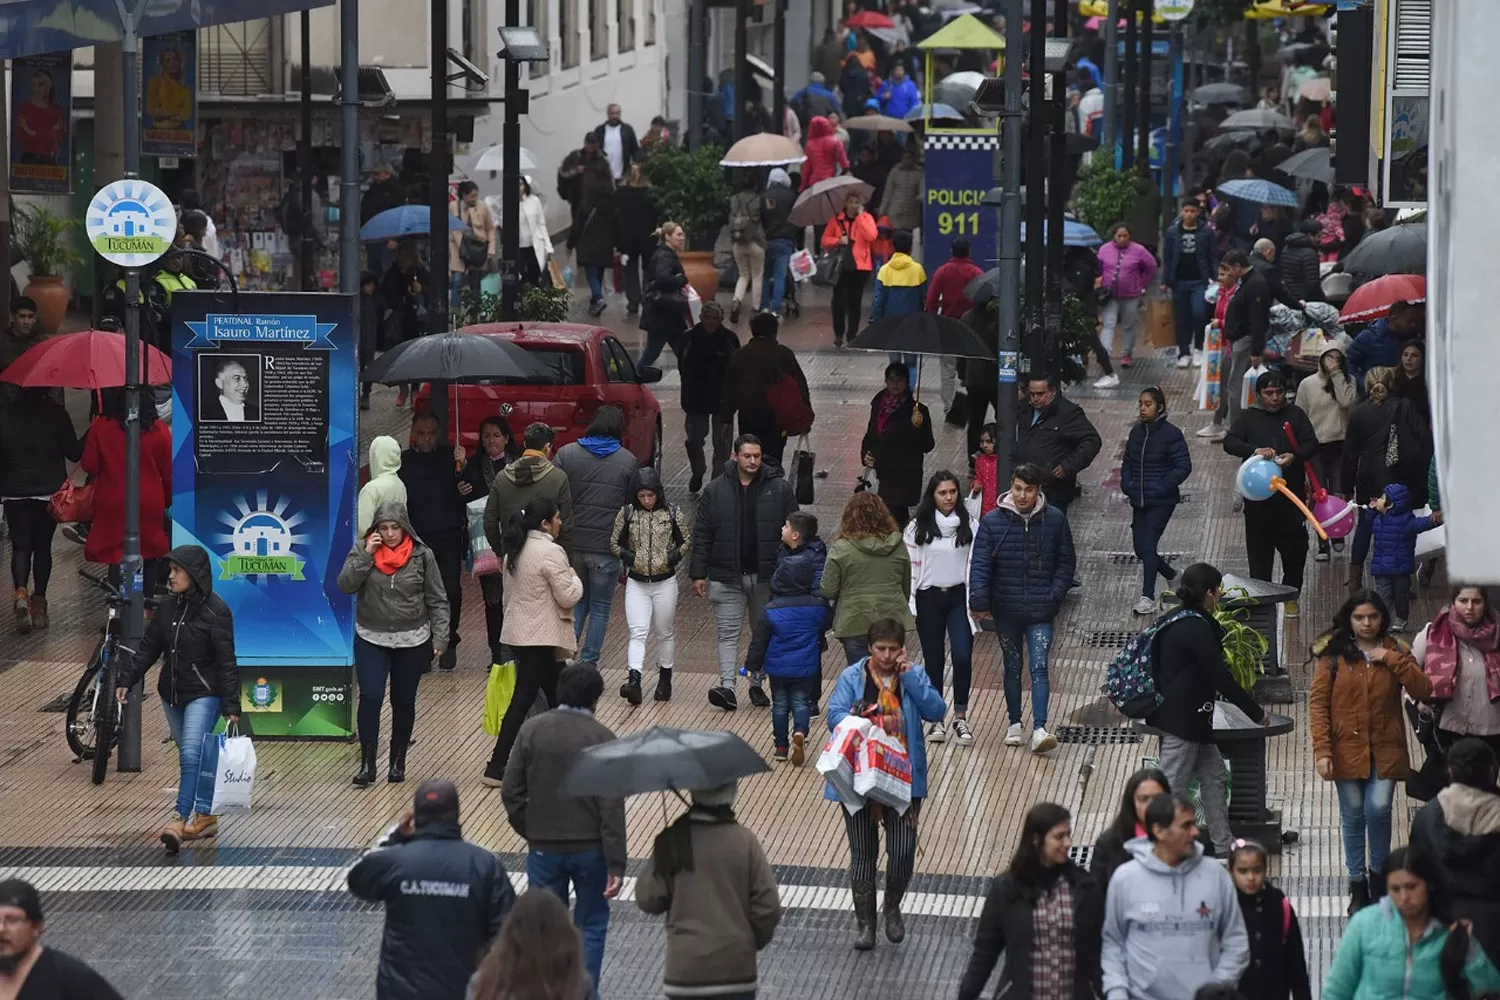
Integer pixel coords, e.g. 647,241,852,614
1120,416,1192,508
745,539,830,680
1345,318,1406,391
1369,483,1439,577
969,495,1076,624
825,661,947,802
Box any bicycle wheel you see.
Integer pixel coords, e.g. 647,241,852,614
65,651,104,760
91,643,118,785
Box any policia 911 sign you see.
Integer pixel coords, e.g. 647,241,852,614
923,132,1000,269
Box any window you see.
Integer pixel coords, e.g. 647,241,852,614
644,0,654,46
617,0,635,52
559,0,580,68
589,0,609,60
602,339,637,383
525,0,549,75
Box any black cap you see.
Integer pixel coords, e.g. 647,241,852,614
0,879,42,922
413,779,460,821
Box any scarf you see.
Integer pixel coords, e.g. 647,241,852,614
651,805,737,879
1426,608,1500,702
876,390,906,434
371,535,415,575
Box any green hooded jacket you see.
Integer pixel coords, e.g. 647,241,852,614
821,531,913,638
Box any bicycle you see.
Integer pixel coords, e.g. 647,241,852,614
65,569,155,783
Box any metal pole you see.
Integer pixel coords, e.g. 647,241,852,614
339,0,360,294
1163,24,1182,234
733,0,751,140
300,10,315,291
431,0,450,334
772,0,787,135
1137,0,1151,171
1024,0,1047,346
0,68,8,328
1102,0,1119,151
500,0,523,320
115,0,149,774
1122,3,1136,170
997,0,1025,482
1045,0,1067,308
686,0,705,151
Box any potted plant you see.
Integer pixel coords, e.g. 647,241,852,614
1214,586,1270,693
13,204,81,336
642,143,730,299
1071,159,1138,240
981,288,1100,386
457,284,574,327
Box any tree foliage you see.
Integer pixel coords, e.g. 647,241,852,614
1071,159,1138,242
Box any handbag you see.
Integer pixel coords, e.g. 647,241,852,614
792,435,815,504
458,205,490,268
812,218,852,287
1096,250,1122,305
48,479,95,524
1404,700,1448,802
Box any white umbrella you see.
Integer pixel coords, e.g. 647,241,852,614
720,133,806,168
473,143,539,173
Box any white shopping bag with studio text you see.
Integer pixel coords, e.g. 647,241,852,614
209,731,257,814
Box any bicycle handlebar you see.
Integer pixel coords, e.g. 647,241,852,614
78,568,160,609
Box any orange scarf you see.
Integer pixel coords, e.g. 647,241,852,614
371,535,414,575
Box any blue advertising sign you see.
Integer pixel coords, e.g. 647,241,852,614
172,291,358,737
142,31,198,158
922,132,999,271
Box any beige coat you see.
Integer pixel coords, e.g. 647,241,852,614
449,198,497,274
1297,346,1358,444
500,530,583,653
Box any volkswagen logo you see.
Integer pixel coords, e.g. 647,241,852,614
500,403,514,416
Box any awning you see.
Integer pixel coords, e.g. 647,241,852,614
0,0,335,61
917,13,1005,51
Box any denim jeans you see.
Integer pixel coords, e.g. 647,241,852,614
572,553,621,667
528,847,611,995
1171,280,1209,356
637,325,680,368
770,676,815,749
994,617,1053,728
1131,503,1178,600
762,238,795,312
161,695,221,818
841,636,869,665
1351,505,1375,566
585,265,606,305
354,636,429,751
915,585,973,713
1335,774,1396,881
449,270,466,311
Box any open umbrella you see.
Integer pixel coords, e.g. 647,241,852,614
866,23,910,47
933,73,985,111
560,726,770,797
360,205,469,243
472,143,539,173
0,329,171,389
1191,82,1250,106
1342,223,1427,279
1219,108,1295,132
851,313,994,359
843,113,914,133
360,330,552,385
789,176,875,228
1217,177,1299,208
1339,274,1426,323
844,9,893,29
720,132,807,167
1296,77,1332,103
1276,146,1334,185
904,103,964,122
1200,130,1263,158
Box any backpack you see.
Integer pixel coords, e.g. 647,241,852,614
729,197,754,243
1104,609,1199,719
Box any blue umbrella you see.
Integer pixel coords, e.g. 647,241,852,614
1019,220,1103,247
905,103,965,122
360,205,469,243
1216,177,1299,208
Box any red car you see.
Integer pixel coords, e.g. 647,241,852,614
412,322,665,467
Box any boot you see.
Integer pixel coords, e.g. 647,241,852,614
1347,877,1371,915
14,587,31,634
388,743,408,783
620,671,643,706
29,595,48,629
1347,564,1365,593
654,670,673,702
181,813,218,841
159,814,186,854
883,884,908,944
352,743,378,787
851,880,878,950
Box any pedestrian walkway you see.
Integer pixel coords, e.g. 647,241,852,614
0,288,1452,998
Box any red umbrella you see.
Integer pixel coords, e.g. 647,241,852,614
0,329,173,389
1339,274,1426,323
845,10,894,28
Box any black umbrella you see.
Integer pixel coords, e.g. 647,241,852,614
360,330,551,384
1191,82,1250,107
560,726,770,798
850,312,995,359
1342,223,1427,279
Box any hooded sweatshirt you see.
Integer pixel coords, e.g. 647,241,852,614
870,252,928,322
337,501,451,646
610,466,691,581
1100,837,1249,1000
1410,783,1500,969
821,531,914,638
1297,344,1357,444
800,116,848,191
359,436,408,536
483,451,576,558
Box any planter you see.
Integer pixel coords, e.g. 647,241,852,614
680,250,720,302
24,275,69,336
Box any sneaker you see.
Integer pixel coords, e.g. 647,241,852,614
1332,538,1346,553
479,775,503,788
1176,354,1192,369
951,718,974,745
1192,349,1204,368
1132,596,1157,616
1284,600,1301,620
1391,617,1408,633
1120,353,1134,368
791,732,807,767
748,685,770,708
708,686,738,711
1195,424,1226,439
927,722,947,743
620,671,643,706
1030,727,1059,754
1003,723,1024,747
772,746,789,762
1092,373,1121,389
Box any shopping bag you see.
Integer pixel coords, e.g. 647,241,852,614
205,728,256,815
816,716,871,813
788,248,816,283
854,467,879,495
1242,363,1269,411
468,497,500,576
482,661,517,737
685,284,703,326
48,479,94,524
1198,323,1223,411
549,258,568,289
1413,509,1445,562
792,436,815,505
1145,292,1176,349
852,726,913,813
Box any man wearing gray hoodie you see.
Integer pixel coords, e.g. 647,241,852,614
1101,793,1249,1000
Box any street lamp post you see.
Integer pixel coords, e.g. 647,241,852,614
496,28,552,322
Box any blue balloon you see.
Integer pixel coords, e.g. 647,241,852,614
1236,456,1281,502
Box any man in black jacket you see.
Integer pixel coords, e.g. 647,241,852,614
1250,238,1307,313
1222,369,1320,615
677,301,740,494
1014,375,1103,517
398,413,465,669
591,104,640,183
1204,251,1271,440
690,435,798,711
348,780,515,1000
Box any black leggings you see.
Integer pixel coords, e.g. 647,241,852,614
4,500,56,595
485,644,560,779
831,270,869,343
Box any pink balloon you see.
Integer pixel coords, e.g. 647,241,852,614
1315,495,1358,539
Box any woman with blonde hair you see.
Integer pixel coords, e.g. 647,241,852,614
615,162,659,316
822,492,913,663
1340,366,1431,591
468,889,591,1000
638,219,690,368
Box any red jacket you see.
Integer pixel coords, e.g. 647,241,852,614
80,417,173,565
925,257,985,318
800,116,849,192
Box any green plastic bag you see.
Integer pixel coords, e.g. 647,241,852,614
482,661,517,737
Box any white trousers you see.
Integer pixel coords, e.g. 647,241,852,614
625,577,678,673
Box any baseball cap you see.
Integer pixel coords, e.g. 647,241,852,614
413,779,460,821
0,879,42,922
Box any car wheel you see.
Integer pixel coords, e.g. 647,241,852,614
652,417,663,472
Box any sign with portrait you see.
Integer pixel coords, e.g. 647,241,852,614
10,51,73,194
921,132,999,271
142,31,198,159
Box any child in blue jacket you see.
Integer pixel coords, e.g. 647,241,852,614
745,512,829,765
1368,482,1443,632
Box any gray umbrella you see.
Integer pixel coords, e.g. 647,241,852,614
1277,146,1334,185
561,726,770,797
1219,108,1296,133
1342,223,1427,279
1191,82,1250,106
360,330,552,384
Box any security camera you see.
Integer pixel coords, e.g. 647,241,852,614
447,47,490,90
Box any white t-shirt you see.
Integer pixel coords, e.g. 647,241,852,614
602,124,625,180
